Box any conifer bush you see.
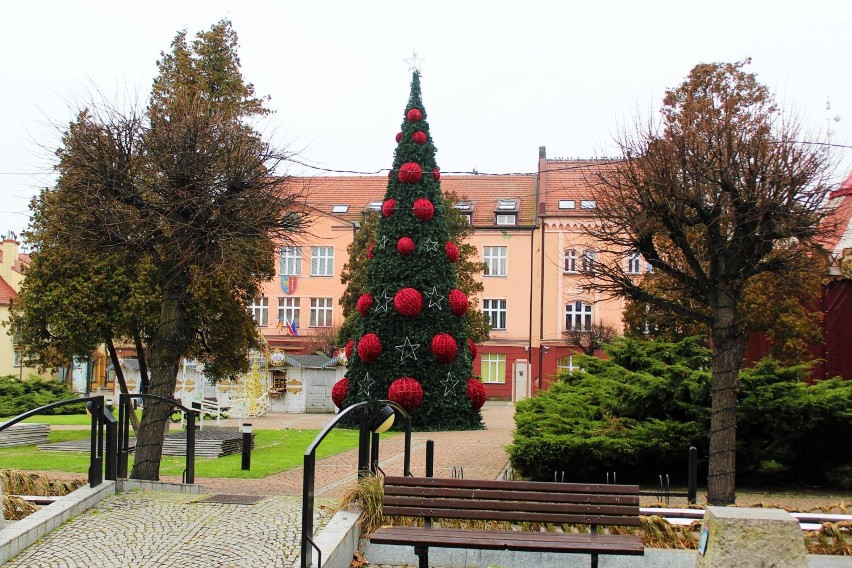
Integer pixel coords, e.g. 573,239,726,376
0,376,82,416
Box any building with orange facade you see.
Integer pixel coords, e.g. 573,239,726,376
253,148,637,400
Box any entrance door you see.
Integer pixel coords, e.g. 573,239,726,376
512,359,530,402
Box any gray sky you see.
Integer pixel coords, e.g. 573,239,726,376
2,0,850,237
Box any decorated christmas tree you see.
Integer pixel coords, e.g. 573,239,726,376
332,70,485,430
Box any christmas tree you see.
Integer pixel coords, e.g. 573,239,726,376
333,70,485,430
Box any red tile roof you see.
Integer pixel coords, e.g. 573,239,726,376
292,174,538,227
821,173,852,253
540,159,616,216
0,276,17,305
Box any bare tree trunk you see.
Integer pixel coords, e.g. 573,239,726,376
105,336,141,432
707,283,745,506
130,270,189,480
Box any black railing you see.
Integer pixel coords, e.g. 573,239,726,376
300,400,411,568
116,393,199,483
0,396,116,488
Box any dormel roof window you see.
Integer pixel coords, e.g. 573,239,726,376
558,200,575,210
494,198,519,226
331,204,350,214
366,201,383,211
454,200,475,224
580,200,597,209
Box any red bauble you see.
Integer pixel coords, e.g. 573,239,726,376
467,378,487,411
467,338,478,360
356,293,374,316
345,340,354,361
412,198,435,221
367,244,375,259
331,378,348,409
431,333,458,363
433,168,440,180
407,108,422,122
388,377,424,411
412,131,427,145
397,236,415,256
398,162,423,184
448,289,469,316
382,198,396,217
394,287,423,317
395,132,403,143
445,242,459,263
357,333,382,363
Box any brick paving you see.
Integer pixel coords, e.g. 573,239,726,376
5,401,516,567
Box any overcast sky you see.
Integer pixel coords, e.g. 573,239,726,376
2,1,850,237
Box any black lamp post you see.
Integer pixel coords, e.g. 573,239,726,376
241,423,252,471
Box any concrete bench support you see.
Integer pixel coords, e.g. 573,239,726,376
697,506,807,568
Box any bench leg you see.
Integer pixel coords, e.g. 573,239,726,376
591,552,598,568
414,545,429,568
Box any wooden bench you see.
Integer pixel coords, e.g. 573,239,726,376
371,476,643,568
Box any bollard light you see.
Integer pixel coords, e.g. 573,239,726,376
241,423,252,471
368,405,395,434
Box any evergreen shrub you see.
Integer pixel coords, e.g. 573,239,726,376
0,375,83,416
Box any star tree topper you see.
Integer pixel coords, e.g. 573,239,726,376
404,50,424,73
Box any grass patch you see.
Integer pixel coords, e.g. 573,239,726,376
0,428,365,479
1,413,93,425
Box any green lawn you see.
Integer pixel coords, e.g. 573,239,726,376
0,428,366,479
1,413,93,425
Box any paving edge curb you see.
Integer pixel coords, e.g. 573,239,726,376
297,507,362,568
0,480,115,564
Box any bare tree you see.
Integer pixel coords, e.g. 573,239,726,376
583,60,836,505
563,322,618,356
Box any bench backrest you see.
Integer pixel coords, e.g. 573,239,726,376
382,476,641,527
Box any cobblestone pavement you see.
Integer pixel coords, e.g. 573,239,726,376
7,402,516,567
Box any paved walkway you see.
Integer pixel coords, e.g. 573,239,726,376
5,402,516,567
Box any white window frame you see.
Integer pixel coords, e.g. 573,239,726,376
627,251,641,274
564,249,577,273
556,354,579,375
581,200,597,209
280,247,302,276
13,350,23,368
309,297,333,328
483,299,507,330
495,214,517,226
565,301,593,331
331,204,349,213
278,297,300,328
582,250,596,274
249,297,269,327
558,200,575,210
481,353,506,384
311,246,334,277
483,246,508,277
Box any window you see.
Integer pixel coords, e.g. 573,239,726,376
483,246,507,277
580,200,597,209
331,204,350,214
557,355,578,375
582,250,596,274
564,249,577,273
249,297,269,326
558,200,575,210
495,214,517,226
280,247,302,276
646,261,654,274
497,199,519,210
278,297,300,327
494,199,518,226
311,246,334,276
366,201,383,211
310,298,333,327
13,351,23,368
483,299,507,330
565,301,592,331
481,353,506,384
627,252,641,274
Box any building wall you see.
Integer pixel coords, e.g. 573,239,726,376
0,239,44,379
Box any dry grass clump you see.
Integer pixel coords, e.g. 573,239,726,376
804,522,852,555
1,468,86,521
340,475,385,537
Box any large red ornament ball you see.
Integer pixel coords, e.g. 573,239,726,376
407,108,422,122
331,378,348,409
448,289,469,316
382,198,396,217
467,378,487,411
357,333,382,363
345,340,354,361
367,244,375,259
431,333,458,363
445,242,459,263
433,168,440,180
394,287,423,317
412,198,435,221
467,338,478,360
388,377,424,411
398,162,423,184
397,236,415,256
395,132,403,143
412,131,427,145
356,293,374,316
